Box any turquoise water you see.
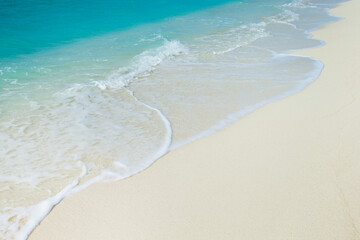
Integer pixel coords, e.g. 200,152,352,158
0,0,344,239
1,0,242,58
0,0,286,107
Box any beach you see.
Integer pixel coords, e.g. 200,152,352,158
26,0,360,239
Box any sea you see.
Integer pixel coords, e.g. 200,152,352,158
0,0,344,239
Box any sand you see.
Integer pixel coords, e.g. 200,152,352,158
29,0,360,239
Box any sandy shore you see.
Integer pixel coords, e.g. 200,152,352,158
29,1,360,239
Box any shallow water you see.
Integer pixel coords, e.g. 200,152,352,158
0,0,344,239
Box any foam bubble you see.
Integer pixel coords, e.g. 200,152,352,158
93,40,188,89
0,162,87,240
283,0,317,9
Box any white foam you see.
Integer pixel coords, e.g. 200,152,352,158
93,39,188,90
63,88,173,195
0,162,87,240
139,33,164,42
266,9,299,26
283,0,317,9
210,23,269,55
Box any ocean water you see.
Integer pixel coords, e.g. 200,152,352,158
0,0,344,239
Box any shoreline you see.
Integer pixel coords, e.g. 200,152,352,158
29,0,360,239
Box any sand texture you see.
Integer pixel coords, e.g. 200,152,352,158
29,1,360,239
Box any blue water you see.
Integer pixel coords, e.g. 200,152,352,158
0,0,288,95
1,0,243,58
0,0,344,239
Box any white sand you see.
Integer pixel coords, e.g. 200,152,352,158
29,1,360,239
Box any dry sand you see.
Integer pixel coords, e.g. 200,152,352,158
29,0,360,239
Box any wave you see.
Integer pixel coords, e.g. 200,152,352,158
93,40,188,90
0,41,182,239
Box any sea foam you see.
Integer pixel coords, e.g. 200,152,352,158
94,40,188,89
